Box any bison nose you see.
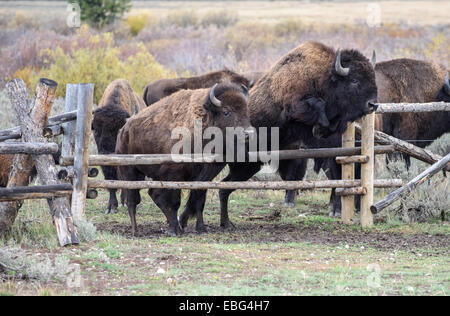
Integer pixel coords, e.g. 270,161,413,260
364,101,378,114
368,101,378,111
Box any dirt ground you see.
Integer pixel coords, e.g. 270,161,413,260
95,220,449,253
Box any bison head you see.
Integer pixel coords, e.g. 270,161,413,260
204,82,253,136
436,73,450,102
312,49,378,138
92,106,131,154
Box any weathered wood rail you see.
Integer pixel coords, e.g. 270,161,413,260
60,145,395,166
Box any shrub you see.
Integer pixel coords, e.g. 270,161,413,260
75,219,98,243
72,0,132,29
426,133,450,157
25,25,175,103
0,246,69,282
380,156,449,223
165,10,199,28
201,10,238,28
125,11,156,36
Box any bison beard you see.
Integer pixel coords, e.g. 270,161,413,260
116,82,252,236
284,58,450,216
92,79,146,214
178,41,378,229
142,69,251,106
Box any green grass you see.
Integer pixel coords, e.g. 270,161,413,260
1,176,449,296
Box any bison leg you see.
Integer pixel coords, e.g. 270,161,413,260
219,163,261,229
117,165,144,236
125,189,141,236
322,158,342,217
279,159,308,207
101,165,119,214
148,188,182,236
179,164,224,233
179,190,208,233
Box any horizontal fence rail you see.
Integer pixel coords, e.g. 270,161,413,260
375,102,450,113
0,110,78,142
60,145,395,166
88,179,403,190
0,142,59,154
0,184,73,202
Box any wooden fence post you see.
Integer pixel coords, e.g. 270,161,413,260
0,80,36,236
360,112,375,227
71,84,94,220
1,78,79,246
60,84,78,195
341,122,355,224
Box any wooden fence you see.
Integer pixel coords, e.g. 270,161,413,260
0,78,449,246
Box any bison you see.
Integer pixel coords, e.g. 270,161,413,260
116,82,253,236
178,41,378,229
142,69,250,106
91,79,146,214
0,155,16,187
284,58,450,215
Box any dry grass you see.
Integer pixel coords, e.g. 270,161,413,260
2,1,449,26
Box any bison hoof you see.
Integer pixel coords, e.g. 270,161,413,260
195,225,207,234
166,225,183,236
220,220,236,231
328,211,335,217
285,202,295,208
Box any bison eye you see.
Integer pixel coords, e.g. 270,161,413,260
223,110,230,117
351,79,359,84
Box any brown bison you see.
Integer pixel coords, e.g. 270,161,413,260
116,82,253,236
92,79,146,214
242,71,265,88
142,69,250,106
0,155,15,187
178,41,378,229
284,58,450,215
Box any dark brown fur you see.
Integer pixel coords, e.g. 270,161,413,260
179,41,378,229
117,82,252,235
92,79,147,214
0,155,14,187
142,69,250,106
286,58,450,215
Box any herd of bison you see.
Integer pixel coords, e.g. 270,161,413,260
4,41,450,236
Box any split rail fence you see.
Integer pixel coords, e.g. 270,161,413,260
0,78,449,246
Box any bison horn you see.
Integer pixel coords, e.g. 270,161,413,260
335,50,350,77
371,50,377,68
210,83,222,107
241,84,249,98
445,73,450,95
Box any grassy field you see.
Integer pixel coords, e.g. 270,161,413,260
1,178,449,296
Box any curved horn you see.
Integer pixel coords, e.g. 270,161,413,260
371,50,377,68
335,50,350,77
445,73,450,95
209,83,222,107
241,84,249,98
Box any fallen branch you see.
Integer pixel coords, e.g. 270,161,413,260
371,152,450,214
